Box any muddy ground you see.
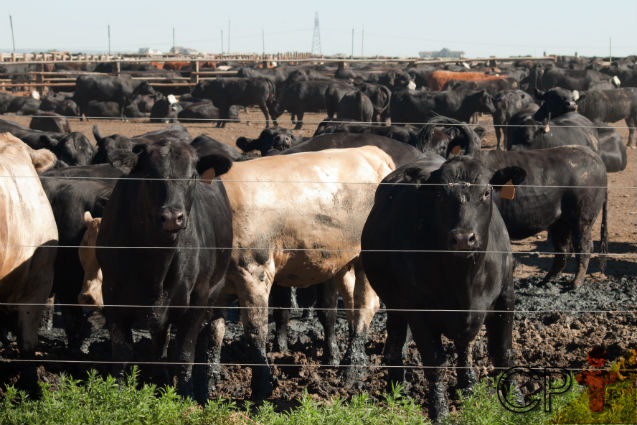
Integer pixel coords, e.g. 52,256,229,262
2,111,636,414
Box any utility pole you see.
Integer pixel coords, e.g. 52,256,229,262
227,20,231,53
107,25,111,56
351,27,354,57
262,28,265,56
361,26,364,57
609,37,612,63
172,27,176,54
9,15,16,53
220,30,224,53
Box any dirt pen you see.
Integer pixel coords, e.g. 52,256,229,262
0,108,633,417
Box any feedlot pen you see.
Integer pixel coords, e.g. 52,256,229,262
0,110,635,415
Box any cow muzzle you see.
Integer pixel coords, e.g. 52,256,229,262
159,208,187,232
449,231,478,252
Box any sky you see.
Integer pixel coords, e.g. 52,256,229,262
3,0,636,58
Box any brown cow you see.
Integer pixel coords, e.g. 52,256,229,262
78,211,103,308
204,146,397,398
427,70,508,91
0,133,58,393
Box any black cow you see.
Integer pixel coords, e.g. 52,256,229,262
30,111,72,133
236,128,304,156
74,75,155,119
527,63,617,92
272,80,338,129
0,92,13,113
178,102,239,124
355,82,392,123
577,88,637,147
336,90,374,122
480,147,608,287
443,77,518,95
96,139,233,403
325,81,356,120
40,164,124,351
597,126,627,172
0,118,95,166
416,115,482,157
534,87,580,121
492,89,536,150
191,77,276,128
7,95,41,115
40,92,80,117
313,119,420,146
390,88,496,125
191,134,244,162
361,156,522,422
92,123,191,166
86,100,121,118
150,94,183,123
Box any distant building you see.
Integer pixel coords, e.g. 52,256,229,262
169,46,199,55
138,47,163,55
419,48,464,58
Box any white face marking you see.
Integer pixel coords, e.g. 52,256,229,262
31,90,40,100
572,90,580,101
167,94,177,104
612,76,621,86
407,81,416,90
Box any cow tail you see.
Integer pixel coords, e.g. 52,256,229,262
599,189,608,274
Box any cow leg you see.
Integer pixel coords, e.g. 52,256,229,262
240,289,273,399
173,308,209,400
294,112,304,130
410,319,448,423
455,337,477,395
495,126,502,151
627,117,635,147
106,312,134,382
16,304,45,396
383,311,409,391
270,284,291,353
484,289,516,400
316,280,339,366
259,104,270,128
542,222,571,284
149,323,171,387
571,220,594,288
339,261,380,383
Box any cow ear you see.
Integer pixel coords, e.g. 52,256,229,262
473,126,486,140
92,125,104,146
132,143,147,155
490,166,526,196
197,153,232,180
41,134,58,147
29,147,57,173
236,136,253,153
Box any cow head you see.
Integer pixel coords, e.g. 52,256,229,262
423,157,525,257
236,128,295,156
534,87,578,120
129,139,231,238
92,125,134,164
56,132,97,166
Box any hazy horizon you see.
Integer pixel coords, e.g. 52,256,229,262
4,0,636,58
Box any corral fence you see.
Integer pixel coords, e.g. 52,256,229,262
0,53,556,93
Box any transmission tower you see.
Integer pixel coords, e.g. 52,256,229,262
311,12,322,55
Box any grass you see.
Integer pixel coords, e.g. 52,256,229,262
0,367,634,424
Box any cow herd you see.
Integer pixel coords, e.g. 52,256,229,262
0,54,634,422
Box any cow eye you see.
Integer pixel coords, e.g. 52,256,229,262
482,188,491,201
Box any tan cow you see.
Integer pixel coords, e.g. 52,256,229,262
427,70,508,91
0,132,58,392
78,211,103,308
204,145,396,398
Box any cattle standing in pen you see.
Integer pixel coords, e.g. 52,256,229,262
361,156,524,423
96,139,233,403
0,133,58,395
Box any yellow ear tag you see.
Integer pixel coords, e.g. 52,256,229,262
202,168,216,184
500,179,515,200
451,145,462,155
544,123,550,133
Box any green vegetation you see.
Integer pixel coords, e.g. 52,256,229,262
0,368,634,425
